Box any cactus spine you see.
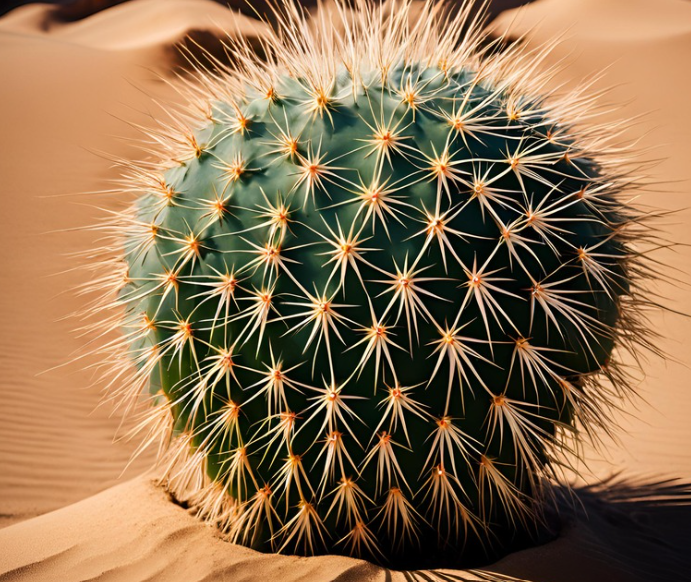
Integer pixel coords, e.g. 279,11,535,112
90,0,659,567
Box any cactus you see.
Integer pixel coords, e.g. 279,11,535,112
91,0,659,568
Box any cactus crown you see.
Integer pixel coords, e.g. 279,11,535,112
87,0,660,568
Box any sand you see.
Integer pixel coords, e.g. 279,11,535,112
0,0,689,580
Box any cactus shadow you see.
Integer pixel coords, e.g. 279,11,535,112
391,476,691,582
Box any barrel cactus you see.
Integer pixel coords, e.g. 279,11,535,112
94,0,656,568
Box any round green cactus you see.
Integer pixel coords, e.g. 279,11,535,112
96,0,655,568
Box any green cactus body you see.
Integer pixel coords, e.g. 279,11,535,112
104,0,651,568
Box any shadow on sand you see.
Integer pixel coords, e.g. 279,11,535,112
394,476,691,582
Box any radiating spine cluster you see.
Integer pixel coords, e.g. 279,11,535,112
82,0,663,567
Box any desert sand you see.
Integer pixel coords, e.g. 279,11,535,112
0,0,690,580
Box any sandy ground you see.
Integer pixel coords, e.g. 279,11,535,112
0,0,690,580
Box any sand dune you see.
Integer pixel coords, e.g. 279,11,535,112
0,13,176,529
0,475,689,582
0,0,265,50
0,0,690,580
0,477,385,582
